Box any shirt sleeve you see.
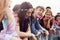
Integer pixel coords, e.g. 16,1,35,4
36,21,45,33
31,22,38,35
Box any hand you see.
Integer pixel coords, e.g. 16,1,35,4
37,31,41,36
49,16,53,20
44,30,49,36
50,28,53,30
31,33,37,40
48,17,53,22
50,28,56,34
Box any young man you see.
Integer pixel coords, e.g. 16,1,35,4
36,6,45,21
53,15,60,30
31,6,49,36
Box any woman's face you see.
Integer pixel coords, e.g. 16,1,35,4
45,12,52,20
25,8,33,18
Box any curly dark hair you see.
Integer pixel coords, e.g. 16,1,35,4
18,2,33,27
18,2,33,19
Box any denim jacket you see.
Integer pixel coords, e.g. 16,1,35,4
31,18,45,35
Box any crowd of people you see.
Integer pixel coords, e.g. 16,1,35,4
0,0,60,40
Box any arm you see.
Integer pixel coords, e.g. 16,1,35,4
36,21,45,31
47,20,51,29
15,23,33,38
26,24,37,40
37,21,49,36
47,17,54,29
0,14,4,22
31,22,38,35
26,24,31,33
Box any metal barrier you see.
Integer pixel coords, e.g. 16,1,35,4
28,30,60,40
36,29,60,40
48,29,60,40
36,33,48,40
53,29,60,40
36,34,41,40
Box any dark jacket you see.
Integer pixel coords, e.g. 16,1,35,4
31,15,45,35
39,19,53,31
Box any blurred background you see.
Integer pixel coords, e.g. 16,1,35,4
10,0,60,16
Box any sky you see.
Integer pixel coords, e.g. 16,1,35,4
10,0,60,16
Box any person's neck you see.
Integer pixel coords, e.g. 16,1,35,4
33,13,37,19
25,17,28,19
25,15,29,19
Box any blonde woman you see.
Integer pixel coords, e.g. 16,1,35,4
0,0,21,40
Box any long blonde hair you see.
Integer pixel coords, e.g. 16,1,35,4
0,0,11,14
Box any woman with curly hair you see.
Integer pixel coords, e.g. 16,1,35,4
16,2,37,40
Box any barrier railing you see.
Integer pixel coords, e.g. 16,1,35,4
53,29,60,40
36,33,48,40
36,29,60,40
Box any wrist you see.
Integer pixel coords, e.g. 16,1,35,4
29,33,34,37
